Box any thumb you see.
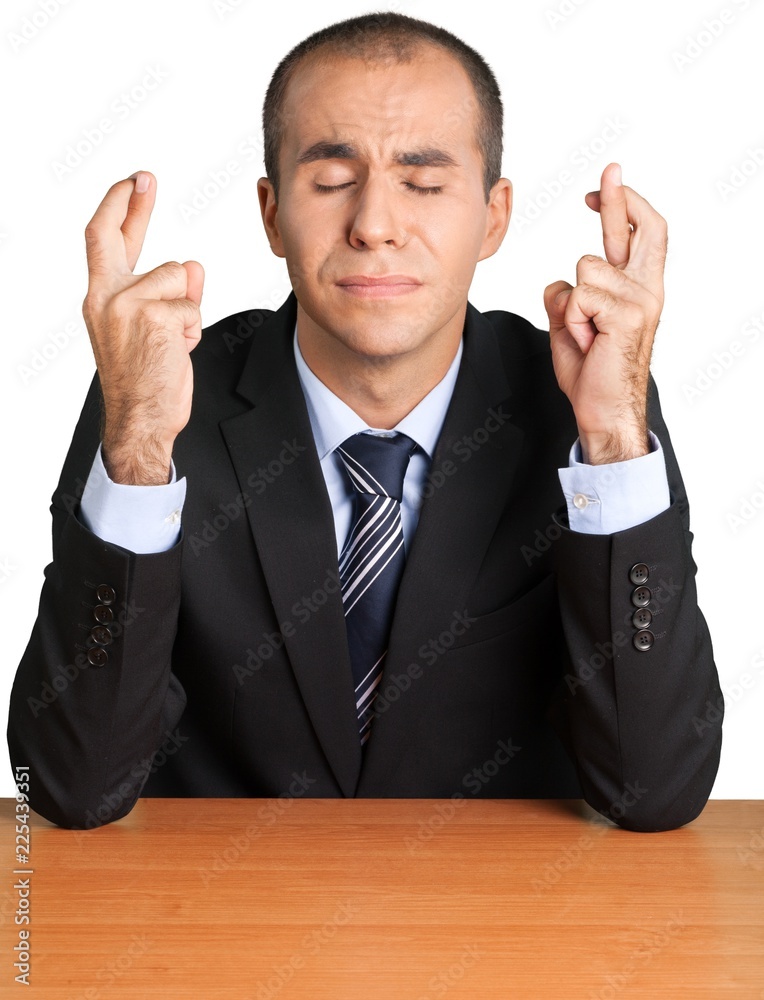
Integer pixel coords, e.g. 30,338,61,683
182,260,205,306
543,280,573,332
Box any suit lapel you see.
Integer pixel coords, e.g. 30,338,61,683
220,295,524,798
356,303,524,792
219,294,362,797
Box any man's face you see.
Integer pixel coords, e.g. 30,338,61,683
258,44,511,364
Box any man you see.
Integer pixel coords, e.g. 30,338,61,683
8,13,722,832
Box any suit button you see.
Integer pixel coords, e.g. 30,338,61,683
95,584,116,606
87,647,109,667
90,626,113,646
93,605,114,625
633,629,655,651
631,586,652,608
629,563,650,585
632,607,653,628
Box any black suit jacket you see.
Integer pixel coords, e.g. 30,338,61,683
7,293,723,830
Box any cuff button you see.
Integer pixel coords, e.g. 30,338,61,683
632,607,653,629
631,586,652,608
87,647,109,667
90,626,113,647
633,629,655,651
95,584,116,606
629,563,650,585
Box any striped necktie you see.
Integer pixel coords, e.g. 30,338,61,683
337,431,417,745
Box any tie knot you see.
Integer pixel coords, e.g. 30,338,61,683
337,432,416,501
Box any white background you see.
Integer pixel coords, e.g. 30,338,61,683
1,0,762,798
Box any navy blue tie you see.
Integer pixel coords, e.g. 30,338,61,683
337,432,417,744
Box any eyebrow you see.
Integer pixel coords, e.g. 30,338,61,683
295,142,458,168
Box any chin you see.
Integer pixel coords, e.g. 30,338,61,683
338,329,420,361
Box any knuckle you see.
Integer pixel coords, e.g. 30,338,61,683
132,306,168,350
83,288,110,324
108,177,132,197
159,260,186,281
136,300,163,326
583,283,616,309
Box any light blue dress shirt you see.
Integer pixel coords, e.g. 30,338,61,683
79,329,670,553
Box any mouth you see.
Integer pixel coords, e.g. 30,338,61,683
335,275,423,298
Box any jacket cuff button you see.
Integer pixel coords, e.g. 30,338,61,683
95,584,116,605
87,647,109,667
633,629,655,652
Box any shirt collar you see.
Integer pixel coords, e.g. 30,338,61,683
293,326,463,461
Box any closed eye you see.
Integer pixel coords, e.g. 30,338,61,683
404,182,443,195
314,181,444,195
315,182,355,193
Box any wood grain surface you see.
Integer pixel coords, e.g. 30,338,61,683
1,797,763,998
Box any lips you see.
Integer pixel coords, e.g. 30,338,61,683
336,275,421,286
335,275,422,298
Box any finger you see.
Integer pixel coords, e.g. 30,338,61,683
543,279,574,329
584,190,601,212
133,260,191,301
545,281,597,354
560,287,599,354
575,254,632,299
574,255,664,333
122,171,157,271
617,187,668,298
594,162,631,269
182,261,205,307
84,171,156,283
161,298,203,350
585,175,667,300
124,260,203,351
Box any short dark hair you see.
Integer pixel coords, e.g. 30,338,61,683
262,12,503,203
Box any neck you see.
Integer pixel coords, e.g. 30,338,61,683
296,304,466,428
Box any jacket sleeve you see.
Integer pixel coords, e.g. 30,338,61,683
550,375,723,832
7,373,187,829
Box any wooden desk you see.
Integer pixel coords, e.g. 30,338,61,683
1,798,763,998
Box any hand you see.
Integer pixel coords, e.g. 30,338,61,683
543,162,667,464
81,171,204,485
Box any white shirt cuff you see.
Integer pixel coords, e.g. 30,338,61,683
557,431,670,535
78,445,186,554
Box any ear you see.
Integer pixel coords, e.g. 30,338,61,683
257,177,286,258
478,178,512,262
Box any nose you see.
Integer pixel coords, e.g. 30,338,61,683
348,177,406,250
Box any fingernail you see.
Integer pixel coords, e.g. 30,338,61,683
612,163,622,186
131,171,149,194
554,290,567,306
